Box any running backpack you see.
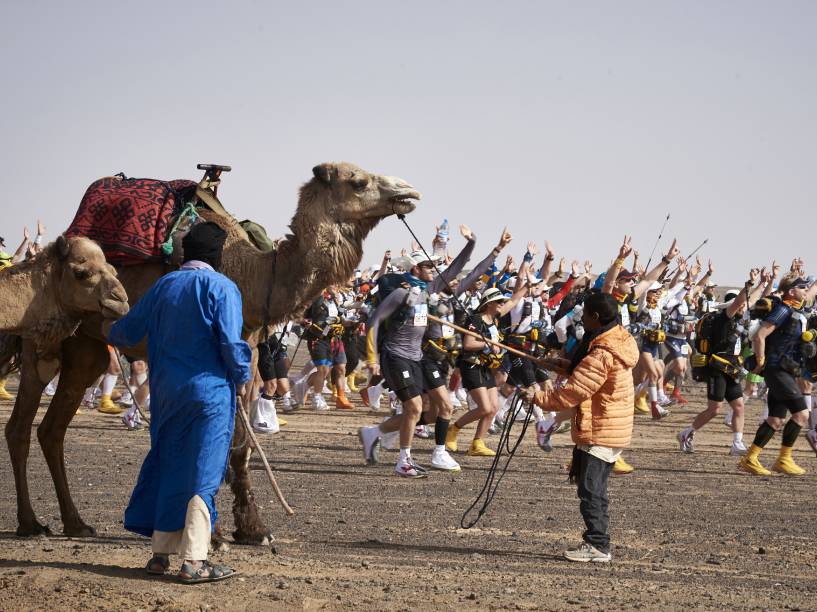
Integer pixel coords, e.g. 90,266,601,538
694,312,717,355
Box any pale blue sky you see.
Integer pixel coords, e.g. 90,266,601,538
2,1,815,282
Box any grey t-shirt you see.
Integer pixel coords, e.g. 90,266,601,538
368,238,476,361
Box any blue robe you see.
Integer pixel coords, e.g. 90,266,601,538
108,267,252,536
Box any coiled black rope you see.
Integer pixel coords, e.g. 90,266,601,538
460,388,535,529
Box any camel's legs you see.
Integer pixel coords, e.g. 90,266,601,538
229,413,273,545
5,340,52,536
37,335,108,537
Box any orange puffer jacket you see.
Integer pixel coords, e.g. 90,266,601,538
534,324,639,448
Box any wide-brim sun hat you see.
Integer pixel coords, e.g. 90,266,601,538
478,287,508,310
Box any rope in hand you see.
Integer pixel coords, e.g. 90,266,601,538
392,209,541,528
460,388,535,529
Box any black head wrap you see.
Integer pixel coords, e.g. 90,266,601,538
182,222,227,270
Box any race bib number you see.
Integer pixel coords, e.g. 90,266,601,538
413,304,428,327
733,338,741,356
681,344,689,356
327,302,339,318
488,324,500,343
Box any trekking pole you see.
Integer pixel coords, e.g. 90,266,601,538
644,213,670,271
667,238,709,277
112,348,150,425
236,395,295,516
426,314,554,367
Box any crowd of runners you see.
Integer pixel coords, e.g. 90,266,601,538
6,220,816,482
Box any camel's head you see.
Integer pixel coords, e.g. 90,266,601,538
304,162,421,224
54,236,130,319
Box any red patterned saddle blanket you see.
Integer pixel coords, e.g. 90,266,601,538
65,175,198,265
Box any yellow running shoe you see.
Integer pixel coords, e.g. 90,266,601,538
445,424,460,453
467,438,496,457
278,417,288,427
346,374,359,393
613,456,634,475
634,393,649,414
0,379,14,401
97,395,123,415
772,447,805,476
739,454,771,476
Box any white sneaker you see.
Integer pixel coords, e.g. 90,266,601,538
389,392,402,414
564,542,611,563
358,425,381,464
119,392,134,407
394,458,427,478
121,412,143,431
806,429,817,457
677,429,694,453
724,408,733,427
449,390,462,408
313,394,329,411
536,416,556,452
431,447,461,472
414,425,432,439
368,385,384,411
292,377,308,407
658,395,672,407
729,440,748,456
381,429,399,450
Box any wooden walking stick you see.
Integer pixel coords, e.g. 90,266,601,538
236,395,295,516
426,314,556,367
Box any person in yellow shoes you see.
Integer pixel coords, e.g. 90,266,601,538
447,245,534,458
97,346,124,415
0,377,14,401
530,292,638,562
740,272,816,476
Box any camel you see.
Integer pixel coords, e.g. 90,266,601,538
6,162,419,542
0,236,129,370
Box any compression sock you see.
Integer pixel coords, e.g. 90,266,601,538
399,447,411,463
101,373,117,397
434,417,450,446
648,385,658,403
733,431,744,444
781,419,802,447
751,422,776,450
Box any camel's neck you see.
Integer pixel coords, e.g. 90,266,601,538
0,261,78,344
243,222,367,330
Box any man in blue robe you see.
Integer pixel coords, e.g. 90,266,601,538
108,222,252,583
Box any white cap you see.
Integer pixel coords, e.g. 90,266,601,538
648,281,663,292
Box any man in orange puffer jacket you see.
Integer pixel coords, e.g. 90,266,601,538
532,292,639,563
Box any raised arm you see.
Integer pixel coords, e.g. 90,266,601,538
456,227,512,296
633,238,680,300
429,224,476,293
538,240,555,281
497,241,535,317
602,235,632,294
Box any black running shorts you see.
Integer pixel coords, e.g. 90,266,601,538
765,367,808,418
705,368,743,403
459,362,497,391
308,337,346,367
420,356,448,391
382,351,426,402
